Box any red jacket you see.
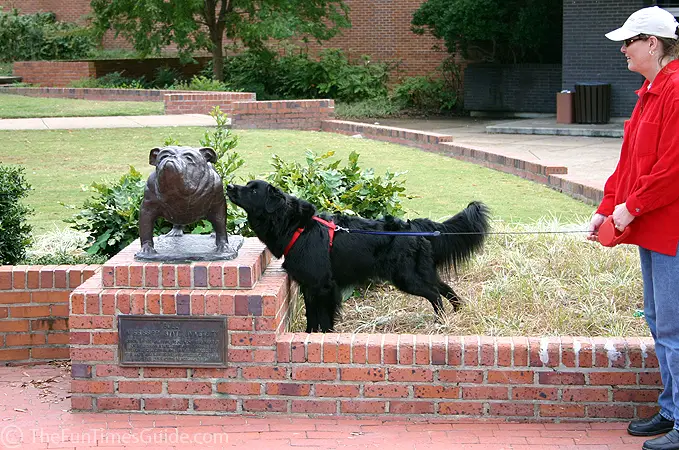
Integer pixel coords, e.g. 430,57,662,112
596,59,679,256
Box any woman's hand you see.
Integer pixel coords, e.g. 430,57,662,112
612,203,635,231
587,213,607,242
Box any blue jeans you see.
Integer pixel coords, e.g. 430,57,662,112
639,245,679,429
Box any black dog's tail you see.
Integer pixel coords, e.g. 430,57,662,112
410,201,491,274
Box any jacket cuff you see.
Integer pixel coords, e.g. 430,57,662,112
626,194,644,217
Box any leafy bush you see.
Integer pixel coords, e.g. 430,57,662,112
22,227,107,265
0,165,33,265
265,150,408,219
0,8,96,62
66,166,150,257
70,71,150,89
218,47,391,102
411,0,562,64
314,49,391,103
170,75,230,92
334,97,404,120
392,76,457,112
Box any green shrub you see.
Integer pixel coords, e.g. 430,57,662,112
314,49,391,103
0,165,33,265
334,97,403,120
392,75,457,112
152,66,183,89
65,166,151,257
170,75,230,92
217,47,391,102
22,227,107,265
0,8,96,62
70,71,150,89
411,0,562,64
23,253,107,265
265,150,408,219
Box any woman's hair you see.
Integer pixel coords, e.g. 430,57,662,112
656,26,679,60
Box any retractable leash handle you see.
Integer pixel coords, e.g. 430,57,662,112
598,216,631,247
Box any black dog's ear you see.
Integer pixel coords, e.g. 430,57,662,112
149,147,161,166
264,184,286,213
299,199,316,223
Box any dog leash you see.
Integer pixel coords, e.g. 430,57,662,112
334,226,592,237
338,216,626,247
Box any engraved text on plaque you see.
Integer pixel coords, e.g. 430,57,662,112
118,316,227,367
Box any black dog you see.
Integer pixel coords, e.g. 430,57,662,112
226,180,490,332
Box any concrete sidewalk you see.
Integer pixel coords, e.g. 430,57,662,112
0,364,648,450
0,114,216,130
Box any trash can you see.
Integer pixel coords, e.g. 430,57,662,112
556,91,574,124
574,82,611,124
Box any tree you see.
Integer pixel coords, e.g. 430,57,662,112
90,0,351,81
411,0,562,64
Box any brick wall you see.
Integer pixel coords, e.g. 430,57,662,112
228,100,335,130
11,58,211,88
0,86,176,102
0,0,448,80
463,64,562,114
12,61,95,88
0,0,92,23
66,238,661,420
163,92,257,115
302,0,448,79
0,265,98,365
562,0,647,117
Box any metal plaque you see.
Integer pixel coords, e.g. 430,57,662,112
118,315,227,367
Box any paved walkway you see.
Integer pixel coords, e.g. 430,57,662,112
0,364,649,450
0,114,215,130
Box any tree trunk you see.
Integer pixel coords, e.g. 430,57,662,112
212,35,224,81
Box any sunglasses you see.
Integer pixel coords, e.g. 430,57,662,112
623,35,648,47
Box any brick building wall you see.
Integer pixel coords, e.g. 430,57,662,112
0,0,448,80
0,0,92,23
463,64,562,114
302,0,448,79
562,0,648,117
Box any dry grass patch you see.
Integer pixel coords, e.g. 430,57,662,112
288,217,648,337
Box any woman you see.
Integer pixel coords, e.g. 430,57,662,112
588,6,679,450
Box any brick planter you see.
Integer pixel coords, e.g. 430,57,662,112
65,238,661,421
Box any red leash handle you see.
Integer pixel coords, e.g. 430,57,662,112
598,216,631,247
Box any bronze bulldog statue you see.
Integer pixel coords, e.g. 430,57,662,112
137,145,229,256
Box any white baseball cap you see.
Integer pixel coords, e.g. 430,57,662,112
605,6,679,41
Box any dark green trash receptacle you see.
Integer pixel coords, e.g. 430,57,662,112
574,82,612,124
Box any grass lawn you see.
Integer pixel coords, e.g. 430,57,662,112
0,126,594,235
0,94,165,118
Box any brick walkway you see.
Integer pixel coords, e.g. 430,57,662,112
0,365,649,450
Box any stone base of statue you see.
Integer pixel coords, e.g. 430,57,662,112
133,234,244,262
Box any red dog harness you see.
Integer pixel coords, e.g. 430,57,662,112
283,216,336,256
